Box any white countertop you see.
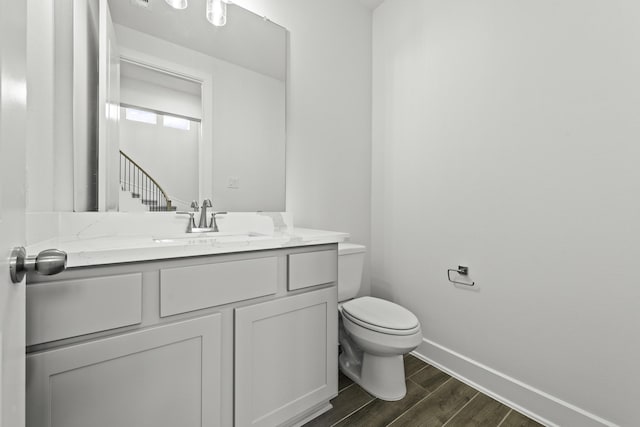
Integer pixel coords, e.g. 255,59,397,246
26,228,350,268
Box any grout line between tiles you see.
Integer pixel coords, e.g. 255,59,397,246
407,364,428,381
441,391,480,427
386,377,454,427
407,377,425,391
496,409,513,427
329,394,376,427
338,381,356,394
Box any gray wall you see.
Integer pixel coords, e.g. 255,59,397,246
372,0,640,425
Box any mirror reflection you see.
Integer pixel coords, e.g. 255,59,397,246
99,0,286,212
118,61,202,211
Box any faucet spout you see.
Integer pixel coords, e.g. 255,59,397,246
199,199,212,228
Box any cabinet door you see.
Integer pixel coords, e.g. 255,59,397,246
27,315,222,427
235,287,338,427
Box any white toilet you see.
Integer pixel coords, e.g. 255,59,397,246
337,243,423,401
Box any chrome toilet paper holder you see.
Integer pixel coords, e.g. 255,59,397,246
447,266,475,287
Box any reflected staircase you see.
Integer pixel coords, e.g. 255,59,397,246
119,150,176,212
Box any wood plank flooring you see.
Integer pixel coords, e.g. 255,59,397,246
304,355,544,427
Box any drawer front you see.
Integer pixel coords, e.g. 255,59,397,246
27,273,143,346
288,250,337,291
160,257,279,317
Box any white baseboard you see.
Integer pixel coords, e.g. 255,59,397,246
412,338,617,427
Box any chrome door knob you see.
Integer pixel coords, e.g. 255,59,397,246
9,247,67,284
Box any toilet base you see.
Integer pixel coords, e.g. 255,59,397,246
339,351,407,401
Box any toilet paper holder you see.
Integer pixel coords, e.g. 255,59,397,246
447,266,475,287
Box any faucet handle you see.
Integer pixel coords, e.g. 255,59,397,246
190,200,200,211
208,211,228,222
209,211,227,231
176,211,196,233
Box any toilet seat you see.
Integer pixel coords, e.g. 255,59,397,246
341,297,420,336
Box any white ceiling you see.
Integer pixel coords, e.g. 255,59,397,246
356,0,385,10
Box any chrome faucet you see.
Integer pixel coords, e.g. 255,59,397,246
199,199,212,228
177,198,225,233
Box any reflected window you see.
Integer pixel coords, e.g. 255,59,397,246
163,115,191,130
125,107,157,124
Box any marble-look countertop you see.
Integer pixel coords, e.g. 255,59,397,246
26,228,350,268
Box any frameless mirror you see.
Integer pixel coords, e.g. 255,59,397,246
79,0,287,212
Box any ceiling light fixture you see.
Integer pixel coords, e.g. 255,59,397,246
164,0,188,10
206,0,227,27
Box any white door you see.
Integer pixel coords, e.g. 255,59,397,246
0,0,28,425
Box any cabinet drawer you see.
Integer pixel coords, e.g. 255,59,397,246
288,250,337,291
27,273,143,346
160,257,278,317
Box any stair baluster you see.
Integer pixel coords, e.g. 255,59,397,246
119,150,174,212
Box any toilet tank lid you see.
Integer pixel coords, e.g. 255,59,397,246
338,243,367,255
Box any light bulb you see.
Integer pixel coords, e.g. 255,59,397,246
206,0,227,26
165,0,188,9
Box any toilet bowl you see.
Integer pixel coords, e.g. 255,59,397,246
337,244,422,401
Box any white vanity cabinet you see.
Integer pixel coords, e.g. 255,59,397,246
235,286,338,427
25,244,339,427
27,315,222,427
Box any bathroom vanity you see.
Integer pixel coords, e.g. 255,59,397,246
25,230,344,427
21,0,334,424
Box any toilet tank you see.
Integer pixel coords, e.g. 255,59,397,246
338,243,366,302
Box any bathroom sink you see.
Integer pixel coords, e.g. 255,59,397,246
152,231,266,244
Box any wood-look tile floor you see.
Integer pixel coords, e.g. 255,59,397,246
304,355,544,427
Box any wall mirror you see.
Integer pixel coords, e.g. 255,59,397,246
79,0,287,212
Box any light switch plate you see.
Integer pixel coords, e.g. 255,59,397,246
227,176,240,189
